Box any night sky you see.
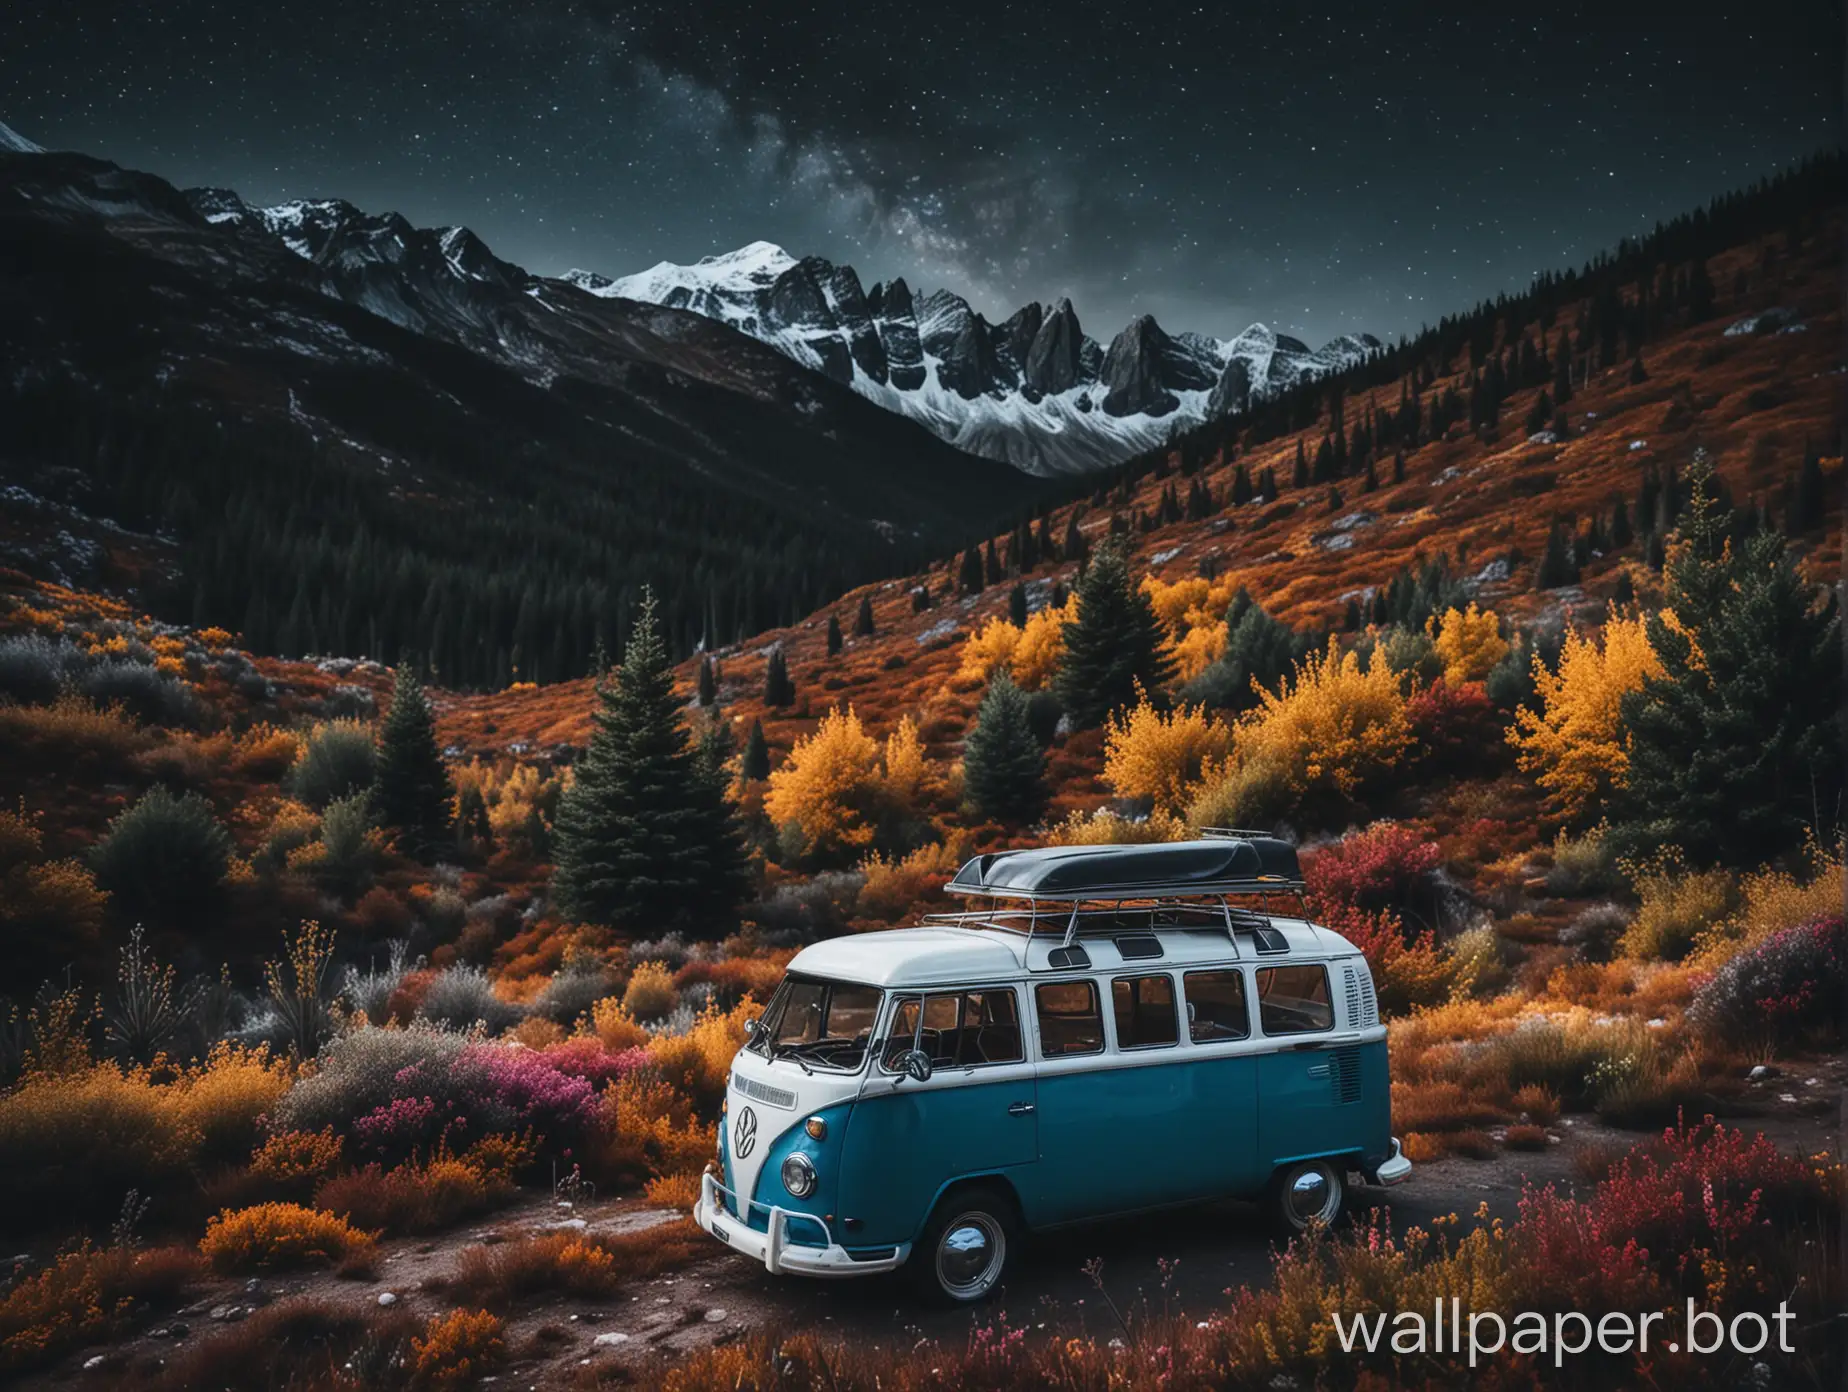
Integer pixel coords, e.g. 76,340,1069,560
5,2,1839,343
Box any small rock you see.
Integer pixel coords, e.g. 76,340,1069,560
1749,1064,1771,1081
704,1308,727,1322
84,1355,106,1370
541,1218,589,1232
209,1305,232,1321
1778,1093,1799,1104
377,1292,398,1307
593,1332,630,1346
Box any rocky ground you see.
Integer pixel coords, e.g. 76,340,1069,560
27,1055,1840,1388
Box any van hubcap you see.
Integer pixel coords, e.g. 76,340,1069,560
1286,1166,1339,1227
936,1213,1004,1298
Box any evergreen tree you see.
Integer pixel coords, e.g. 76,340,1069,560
1062,514,1089,569
962,672,1046,823
1616,454,1842,864
1610,498,1633,549
1292,440,1310,489
550,590,749,935
1628,354,1648,384
763,645,796,707
826,614,843,656
372,665,453,859
854,594,876,637
696,653,717,707
1535,523,1579,589
1231,464,1254,505
1789,441,1828,534
740,717,771,783
959,545,985,595
984,537,1004,585
1054,537,1177,727
1258,466,1280,503
1008,581,1029,628
1391,451,1406,485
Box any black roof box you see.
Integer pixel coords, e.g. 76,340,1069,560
945,838,1302,900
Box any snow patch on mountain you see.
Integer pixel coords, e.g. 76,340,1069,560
0,120,44,154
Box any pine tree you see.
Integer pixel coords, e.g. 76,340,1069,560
1789,441,1827,534
1008,581,1029,628
960,545,985,595
962,672,1046,823
1610,498,1633,549
1062,514,1089,569
853,594,876,637
1628,355,1648,384
984,537,1004,585
550,590,749,936
696,653,717,707
1054,536,1177,727
1258,466,1280,503
1616,453,1842,863
1292,440,1310,489
1391,451,1406,485
763,645,795,707
372,665,453,859
826,614,843,656
740,717,771,783
1535,523,1579,589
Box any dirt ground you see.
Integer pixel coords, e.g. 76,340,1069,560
31,1056,1842,1388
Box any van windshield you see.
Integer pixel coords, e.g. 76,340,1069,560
750,975,883,1072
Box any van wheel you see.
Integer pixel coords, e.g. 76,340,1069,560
911,1184,1017,1304
1269,1159,1345,1236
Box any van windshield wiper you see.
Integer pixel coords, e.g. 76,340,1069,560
767,1040,813,1074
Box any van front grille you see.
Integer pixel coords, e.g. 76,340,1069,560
734,1075,798,1110
1328,1046,1362,1105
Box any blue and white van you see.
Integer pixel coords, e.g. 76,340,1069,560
692,834,1410,1302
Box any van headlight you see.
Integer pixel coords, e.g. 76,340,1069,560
780,1152,817,1198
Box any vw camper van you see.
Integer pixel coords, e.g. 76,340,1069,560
693,834,1410,1303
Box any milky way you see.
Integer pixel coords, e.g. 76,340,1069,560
5,1,1836,341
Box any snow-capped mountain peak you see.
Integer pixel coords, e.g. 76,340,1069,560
0,120,45,154
575,241,1381,475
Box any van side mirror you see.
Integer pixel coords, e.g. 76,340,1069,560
743,1017,763,1043
895,1048,933,1083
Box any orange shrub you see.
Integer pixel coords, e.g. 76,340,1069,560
591,1074,717,1188
621,959,679,1020
645,996,756,1107
644,1171,704,1208
199,1203,375,1273
589,997,650,1051
0,1243,201,1372
410,1308,506,1391
248,1127,345,1196
0,695,148,764
857,839,966,921
165,1043,293,1166
1102,696,1232,812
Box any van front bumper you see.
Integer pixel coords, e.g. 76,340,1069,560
694,1172,911,1278
1365,1137,1413,1187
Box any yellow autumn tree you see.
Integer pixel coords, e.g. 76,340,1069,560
1430,603,1509,685
1507,615,1664,825
956,617,1022,685
1010,595,1077,689
764,706,885,858
881,715,931,811
1103,694,1234,813
1170,621,1228,682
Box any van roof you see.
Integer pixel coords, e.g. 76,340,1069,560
946,837,1303,900
786,916,1361,989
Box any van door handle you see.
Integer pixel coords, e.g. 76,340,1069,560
1007,1101,1036,1116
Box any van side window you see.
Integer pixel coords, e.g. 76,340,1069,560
1183,969,1250,1042
1254,964,1335,1035
1110,974,1178,1048
1035,981,1104,1057
881,990,1024,1070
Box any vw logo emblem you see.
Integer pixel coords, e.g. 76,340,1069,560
734,1105,758,1159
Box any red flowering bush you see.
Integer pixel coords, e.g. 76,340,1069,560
457,1043,600,1139
1305,820,1442,919
1687,914,1845,1047
538,1035,650,1088
1589,1115,1834,1290
1406,679,1497,771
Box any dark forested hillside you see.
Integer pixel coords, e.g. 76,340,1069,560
0,151,1038,685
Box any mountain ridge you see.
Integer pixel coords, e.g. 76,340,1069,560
569,240,1382,475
